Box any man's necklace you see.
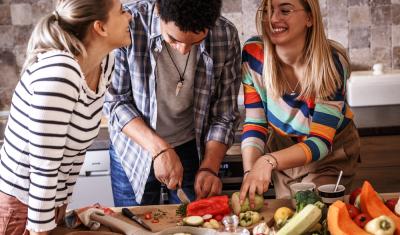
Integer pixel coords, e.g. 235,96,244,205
164,41,191,96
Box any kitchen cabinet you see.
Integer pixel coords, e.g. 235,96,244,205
351,135,400,193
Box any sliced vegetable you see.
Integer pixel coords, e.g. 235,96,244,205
327,200,370,235
182,215,204,226
202,214,213,221
151,219,159,223
365,215,396,235
239,211,260,227
209,219,220,229
274,207,294,228
231,192,264,215
396,197,400,216
360,181,400,235
144,212,152,220
276,202,323,235
186,195,231,217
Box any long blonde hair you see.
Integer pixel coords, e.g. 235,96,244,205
256,0,350,100
22,0,113,73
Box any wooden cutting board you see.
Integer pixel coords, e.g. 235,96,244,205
110,199,292,233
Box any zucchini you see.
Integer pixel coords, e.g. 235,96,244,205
182,216,204,226
276,204,322,235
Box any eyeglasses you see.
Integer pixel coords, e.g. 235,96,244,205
258,6,306,19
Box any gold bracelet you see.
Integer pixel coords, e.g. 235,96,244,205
261,155,277,170
265,153,279,169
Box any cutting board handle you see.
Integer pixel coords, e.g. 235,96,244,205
90,212,149,235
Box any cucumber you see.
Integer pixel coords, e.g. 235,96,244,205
182,216,204,226
276,204,321,235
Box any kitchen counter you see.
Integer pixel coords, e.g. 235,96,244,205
51,192,400,235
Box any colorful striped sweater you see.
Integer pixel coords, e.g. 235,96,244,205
241,37,353,163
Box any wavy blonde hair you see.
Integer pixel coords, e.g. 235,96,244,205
22,0,113,73
256,0,350,100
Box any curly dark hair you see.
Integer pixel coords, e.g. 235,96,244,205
156,0,222,33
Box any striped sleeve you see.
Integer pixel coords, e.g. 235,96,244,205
241,39,269,154
26,58,80,232
298,52,349,163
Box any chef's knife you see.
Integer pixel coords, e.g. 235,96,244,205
177,188,191,204
121,208,152,232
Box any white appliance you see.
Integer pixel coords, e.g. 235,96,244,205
347,66,400,107
68,150,114,209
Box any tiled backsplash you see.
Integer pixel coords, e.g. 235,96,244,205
0,0,399,111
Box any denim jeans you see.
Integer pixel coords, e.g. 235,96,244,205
110,139,199,206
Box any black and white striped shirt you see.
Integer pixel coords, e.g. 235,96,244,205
0,50,114,232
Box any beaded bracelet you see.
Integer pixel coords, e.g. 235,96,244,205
197,167,219,177
152,147,173,161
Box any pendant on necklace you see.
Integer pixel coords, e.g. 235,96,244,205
289,91,296,96
175,81,184,96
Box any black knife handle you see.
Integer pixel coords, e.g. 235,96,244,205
122,208,135,218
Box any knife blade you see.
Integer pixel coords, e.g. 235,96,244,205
122,208,152,232
177,188,191,204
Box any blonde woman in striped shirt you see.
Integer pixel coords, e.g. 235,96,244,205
0,0,131,234
239,0,360,207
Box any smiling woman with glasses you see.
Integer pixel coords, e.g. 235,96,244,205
239,0,360,207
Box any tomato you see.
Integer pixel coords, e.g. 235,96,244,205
353,213,372,228
349,188,361,205
345,204,360,219
144,212,152,220
385,198,399,213
151,219,159,223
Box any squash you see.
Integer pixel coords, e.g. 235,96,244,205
327,200,370,235
360,181,400,235
276,203,322,235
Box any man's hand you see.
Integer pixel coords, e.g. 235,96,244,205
153,149,183,190
194,171,222,199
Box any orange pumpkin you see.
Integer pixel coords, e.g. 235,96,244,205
360,181,400,235
327,200,370,235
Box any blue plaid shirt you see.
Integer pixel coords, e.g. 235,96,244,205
103,0,241,203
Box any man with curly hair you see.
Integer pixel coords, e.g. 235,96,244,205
104,0,241,206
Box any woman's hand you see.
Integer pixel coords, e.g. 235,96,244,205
239,156,273,209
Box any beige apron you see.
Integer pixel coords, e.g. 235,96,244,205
267,121,360,199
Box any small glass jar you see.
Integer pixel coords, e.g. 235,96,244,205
217,215,250,235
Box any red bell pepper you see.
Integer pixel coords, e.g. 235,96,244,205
186,195,231,217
